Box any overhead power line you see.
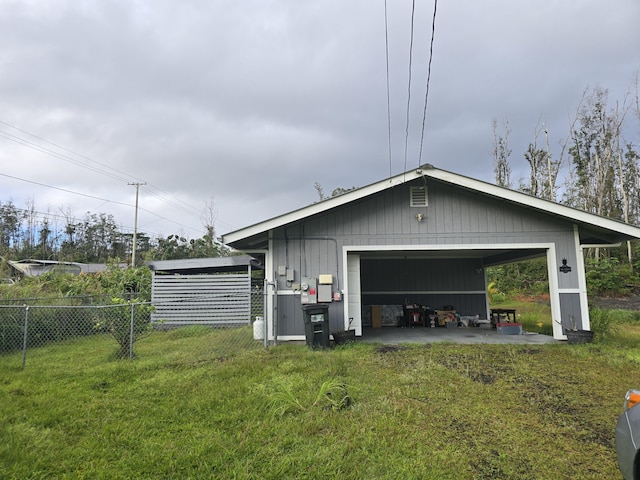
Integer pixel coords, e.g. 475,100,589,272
392,0,439,176
0,121,135,183
417,0,438,167
0,172,133,207
0,120,205,224
384,0,393,182
402,0,418,176
0,172,200,235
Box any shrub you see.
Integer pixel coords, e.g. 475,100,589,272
585,257,634,297
0,309,24,353
94,298,154,358
487,259,548,296
589,307,617,340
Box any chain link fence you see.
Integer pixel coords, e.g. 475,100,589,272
1,287,267,369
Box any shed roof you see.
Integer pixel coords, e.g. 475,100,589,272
222,165,640,249
146,255,263,274
6,259,121,276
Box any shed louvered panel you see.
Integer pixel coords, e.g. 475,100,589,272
151,272,251,325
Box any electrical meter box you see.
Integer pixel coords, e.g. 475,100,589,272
300,276,317,304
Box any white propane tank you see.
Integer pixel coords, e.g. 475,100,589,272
253,316,264,340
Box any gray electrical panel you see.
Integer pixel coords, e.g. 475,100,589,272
317,284,332,303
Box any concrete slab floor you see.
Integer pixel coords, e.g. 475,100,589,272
357,326,560,345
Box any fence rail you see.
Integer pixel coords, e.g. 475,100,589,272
0,288,266,368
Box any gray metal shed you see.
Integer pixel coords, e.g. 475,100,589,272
146,256,263,327
222,165,640,341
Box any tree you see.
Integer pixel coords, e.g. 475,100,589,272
314,182,326,202
568,88,625,216
59,206,78,261
71,213,127,263
36,217,53,260
330,186,356,197
314,183,355,202
145,234,226,261
201,197,217,240
565,86,632,261
620,145,640,270
492,118,512,188
520,122,560,200
22,197,37,256
0,200,23,256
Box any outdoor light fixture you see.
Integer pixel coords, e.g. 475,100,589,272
415,213,424,222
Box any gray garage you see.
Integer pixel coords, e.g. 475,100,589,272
222,165,640,342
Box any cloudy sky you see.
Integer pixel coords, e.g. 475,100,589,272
1,0,639,242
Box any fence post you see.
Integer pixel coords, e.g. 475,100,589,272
129,302,135,359
262,280,268,348
21,305,29,370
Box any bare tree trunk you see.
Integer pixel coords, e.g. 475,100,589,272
492,118,512,188
543,124,556,201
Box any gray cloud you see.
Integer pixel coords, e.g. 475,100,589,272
1,0,638,238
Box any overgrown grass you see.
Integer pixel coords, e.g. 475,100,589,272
1,320,639,479
491,296,554,335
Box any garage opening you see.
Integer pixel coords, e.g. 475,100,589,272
347,247,554,340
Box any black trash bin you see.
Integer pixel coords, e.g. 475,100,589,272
301,303,330,349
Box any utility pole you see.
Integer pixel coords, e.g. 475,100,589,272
128,182,146,267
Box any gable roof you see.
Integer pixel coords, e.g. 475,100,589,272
222,165,640,246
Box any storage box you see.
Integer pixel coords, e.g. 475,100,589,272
436,310,456,327
496,323,522,335
371,305,382,328
445,321,458,329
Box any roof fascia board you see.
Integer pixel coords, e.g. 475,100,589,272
146,255,258,272
223,166,640,244
223,172,415,244
423,168,640,238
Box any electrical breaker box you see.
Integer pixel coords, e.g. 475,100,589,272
300,276,317,304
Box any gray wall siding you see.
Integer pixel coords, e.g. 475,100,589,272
301,184,573,244
559,293,584,329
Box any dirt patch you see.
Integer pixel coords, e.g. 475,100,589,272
518,347,543,355
468,371,496,384
375,345,407,354
592,295,640,310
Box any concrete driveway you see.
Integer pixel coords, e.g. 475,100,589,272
358,326,560,345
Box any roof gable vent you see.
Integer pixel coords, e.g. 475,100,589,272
410,186,428,207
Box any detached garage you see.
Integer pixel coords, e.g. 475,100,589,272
222,165,640,342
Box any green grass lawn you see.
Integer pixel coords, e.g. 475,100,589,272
1,322,639,479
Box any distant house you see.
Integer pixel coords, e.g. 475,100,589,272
6,259,121,279
222,165,640,341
